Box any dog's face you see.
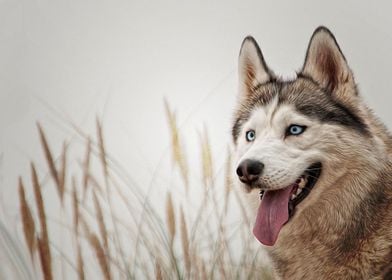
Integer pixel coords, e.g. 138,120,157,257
233,27,378,246
235,94,322,192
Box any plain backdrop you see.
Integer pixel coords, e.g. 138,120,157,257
1,0,392,222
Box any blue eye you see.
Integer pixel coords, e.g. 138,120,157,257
287,125,306,136
246,130,256,142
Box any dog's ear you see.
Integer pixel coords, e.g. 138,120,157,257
238,36,274,99
301,27,356,99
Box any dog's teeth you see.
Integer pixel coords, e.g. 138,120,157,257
296,188,302,195
291,194,296,200
298,177,306,188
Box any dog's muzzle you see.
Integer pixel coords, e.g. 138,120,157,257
236,159,264,185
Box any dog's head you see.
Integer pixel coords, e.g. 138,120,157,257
232,27,387,246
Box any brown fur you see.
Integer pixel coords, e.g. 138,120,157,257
270,163,392,279
234,27,392,279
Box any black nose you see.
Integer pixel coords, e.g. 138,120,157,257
236,159,264,184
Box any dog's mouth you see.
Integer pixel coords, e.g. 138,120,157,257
253,162,322,246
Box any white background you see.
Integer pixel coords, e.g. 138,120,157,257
1,0,392,221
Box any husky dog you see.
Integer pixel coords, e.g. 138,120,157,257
233,26,392,279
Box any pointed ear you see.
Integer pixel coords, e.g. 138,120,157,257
238,36,274,99
301,27,355,96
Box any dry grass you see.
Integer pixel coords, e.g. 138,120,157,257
72,177,80,235
76,242,85,280
88,233,111,280
58,142,67,205
82,137,91,202
179,206,190,277
164,99,189,191
166,192,176,247
37,123,63,203
15,102,273,279
31,163,53,280
18,177,36,261
37,236,53,280
155,260,163,280
92,191,109,253
199,126,214,188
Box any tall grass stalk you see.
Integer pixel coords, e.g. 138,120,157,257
18,178,36,261
15,102,272,279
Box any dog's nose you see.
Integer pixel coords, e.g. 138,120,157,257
236,159,264,184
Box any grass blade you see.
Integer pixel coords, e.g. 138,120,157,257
37,123,61,201
31,163,52,280
88,233,111,280
18,177,36,261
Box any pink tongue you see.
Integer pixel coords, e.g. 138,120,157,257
253,185,295,246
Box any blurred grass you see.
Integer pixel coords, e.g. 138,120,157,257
14,102,274,279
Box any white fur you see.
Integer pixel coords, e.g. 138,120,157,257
235,96,324,190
